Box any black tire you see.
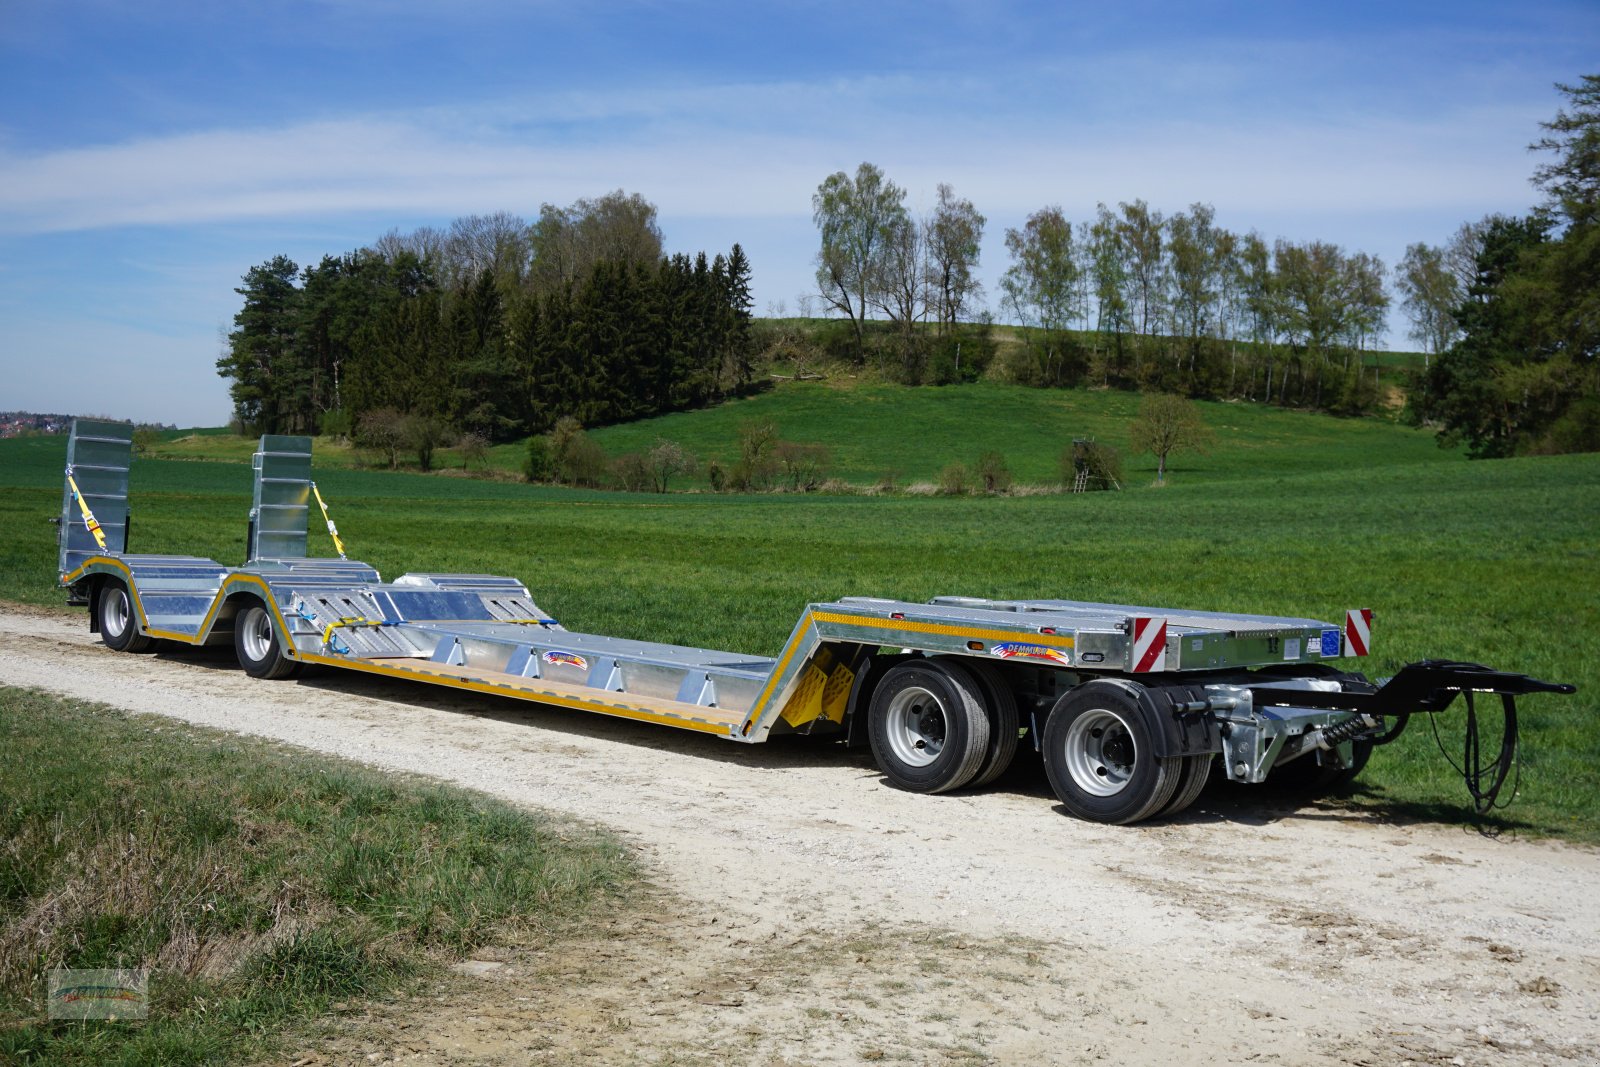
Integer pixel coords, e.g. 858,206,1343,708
1264,740,1373,796
867,660,990,794
1159,754,1214,818
98,581,154,653
958,659,1021,788
234,602,300,680
1041,681,1182,825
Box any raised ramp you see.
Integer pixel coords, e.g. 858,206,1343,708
250,435,313,561
59,420,132,577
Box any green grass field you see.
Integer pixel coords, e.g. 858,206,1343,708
584,380,1445,487
2,385,1595,840
145,380,1452,490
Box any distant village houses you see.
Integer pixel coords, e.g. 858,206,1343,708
0,412,73,438
0,413,174,439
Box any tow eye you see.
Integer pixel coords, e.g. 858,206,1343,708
1249,661,1577,814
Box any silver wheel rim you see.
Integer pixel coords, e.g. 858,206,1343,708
1063,708,1138,797
884,685,948,768
103,588,130,637
242,608,275,662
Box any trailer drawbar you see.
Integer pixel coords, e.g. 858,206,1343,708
56,420,1576,825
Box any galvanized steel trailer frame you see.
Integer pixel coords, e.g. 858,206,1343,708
57,420,1574,824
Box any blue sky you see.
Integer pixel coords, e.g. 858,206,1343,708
1,1,1594,426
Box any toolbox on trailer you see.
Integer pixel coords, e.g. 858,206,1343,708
58,421,1574,824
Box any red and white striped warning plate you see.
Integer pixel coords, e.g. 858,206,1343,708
1130,616,1168,672
1343,608,1372,657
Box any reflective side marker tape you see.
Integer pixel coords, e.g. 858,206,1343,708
65,468,108,551
1343,608,1372,657
1130,616,1168,673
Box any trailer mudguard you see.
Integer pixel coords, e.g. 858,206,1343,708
1085,679,1223,759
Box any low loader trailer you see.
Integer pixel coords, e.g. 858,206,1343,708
56,420,1575,825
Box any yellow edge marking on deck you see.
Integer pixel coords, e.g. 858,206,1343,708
299,653,732,735
64,559,294,647
65,559,729,736
810,611,1076,649
65,562,1073,739
742,609,1078,734
743,613,819,731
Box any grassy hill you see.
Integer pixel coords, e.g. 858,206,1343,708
141,379,1458,490
2,390,1594,840
583,380,1450,487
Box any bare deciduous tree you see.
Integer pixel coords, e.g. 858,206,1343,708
1118,199,1166,338
812,162,908,363
374,225,446,266
1001,206,1085,384
528,190,663,294
925,183,986,334
872,213,929,376
1396,243,1459,368
445,211,531,287
1087,204,1132,382
1166,203,1222,373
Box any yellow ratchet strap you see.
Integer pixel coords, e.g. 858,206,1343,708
310,481,347,558
65,467,108,550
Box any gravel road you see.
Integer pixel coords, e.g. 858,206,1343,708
3,602,1596,1066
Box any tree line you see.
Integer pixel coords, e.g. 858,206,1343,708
217,191,756,447
813,165,1391,414
812,74,1597,450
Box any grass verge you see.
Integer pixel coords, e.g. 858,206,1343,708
0,687,633,1066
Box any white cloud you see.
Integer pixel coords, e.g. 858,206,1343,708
0,72,1544,239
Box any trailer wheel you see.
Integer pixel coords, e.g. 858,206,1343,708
98,581,154,653
1042,683,1182,824
1159,754,1213,818
959,660,1021,788
235,603,300,680
868,661,990,794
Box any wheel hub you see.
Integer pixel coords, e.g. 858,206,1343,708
885,686,948,768
1063,708,1139,797
103,588,129,636
241,608,275,662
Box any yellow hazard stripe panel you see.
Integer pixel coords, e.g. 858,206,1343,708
298,653,733,735
810,610,1076,649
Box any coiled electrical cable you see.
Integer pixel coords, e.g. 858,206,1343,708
1429,690,1519,814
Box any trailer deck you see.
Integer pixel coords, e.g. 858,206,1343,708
58,420,1575,824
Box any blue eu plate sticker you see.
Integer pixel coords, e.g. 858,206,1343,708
1320,629,1341,657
